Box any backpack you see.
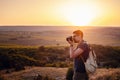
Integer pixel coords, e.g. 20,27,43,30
80,46,98,74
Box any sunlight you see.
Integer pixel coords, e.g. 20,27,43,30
59,3,102,26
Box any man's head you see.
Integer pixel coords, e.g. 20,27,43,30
73,30,83,43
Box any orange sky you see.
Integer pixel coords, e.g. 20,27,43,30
0,0,120,26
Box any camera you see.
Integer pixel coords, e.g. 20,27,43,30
66,36,73,42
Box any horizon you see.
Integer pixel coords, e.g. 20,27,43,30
0,25,120,27
1,0,120,26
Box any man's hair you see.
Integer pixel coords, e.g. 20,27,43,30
73,30,83,38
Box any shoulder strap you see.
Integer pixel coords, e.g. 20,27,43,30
80,55,85,63
91,48,97,61
79,42,90,63
80,47,95,63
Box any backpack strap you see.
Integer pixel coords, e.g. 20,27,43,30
78,41,90,62
80,44,95,62
91,48,97,61
80,55,85,63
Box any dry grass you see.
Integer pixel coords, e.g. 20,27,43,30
2,67,68,80
89,68,120,80
1,67,120,80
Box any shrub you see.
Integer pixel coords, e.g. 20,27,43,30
15,63,25,71
0,52,39,70
0,75,6,80
0,44,120,70
38,46,45,51
56,62,68,68
45,63,56,67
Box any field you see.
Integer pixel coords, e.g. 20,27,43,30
0,26,120,80
0,26,120,46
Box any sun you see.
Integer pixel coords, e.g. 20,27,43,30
59,2,101,26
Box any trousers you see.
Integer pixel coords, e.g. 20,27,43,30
73,72,89,80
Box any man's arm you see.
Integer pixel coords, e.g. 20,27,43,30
69,45,84,58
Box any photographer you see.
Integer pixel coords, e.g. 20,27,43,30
66,30,90,80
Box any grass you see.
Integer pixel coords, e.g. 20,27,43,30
90,68,120,80
0,45,38,49
1,67,120,80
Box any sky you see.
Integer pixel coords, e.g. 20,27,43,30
0,0,120,26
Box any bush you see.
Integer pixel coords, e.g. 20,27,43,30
38,46,45,51
66,67,74,80
0,52,39,70
45,63,56,67
15,63,25,71
56,62,68,68
0,75,6,80
104,61,119,68
0,44,120,70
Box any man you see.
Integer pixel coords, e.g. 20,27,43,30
67,30,90,80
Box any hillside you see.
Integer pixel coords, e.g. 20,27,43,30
0,44,120,80
0,45,120,71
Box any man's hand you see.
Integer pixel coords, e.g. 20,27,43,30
67,39,74,46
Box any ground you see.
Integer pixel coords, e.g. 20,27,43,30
1,67,120,80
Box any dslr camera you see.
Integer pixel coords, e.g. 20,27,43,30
66,36,73,42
